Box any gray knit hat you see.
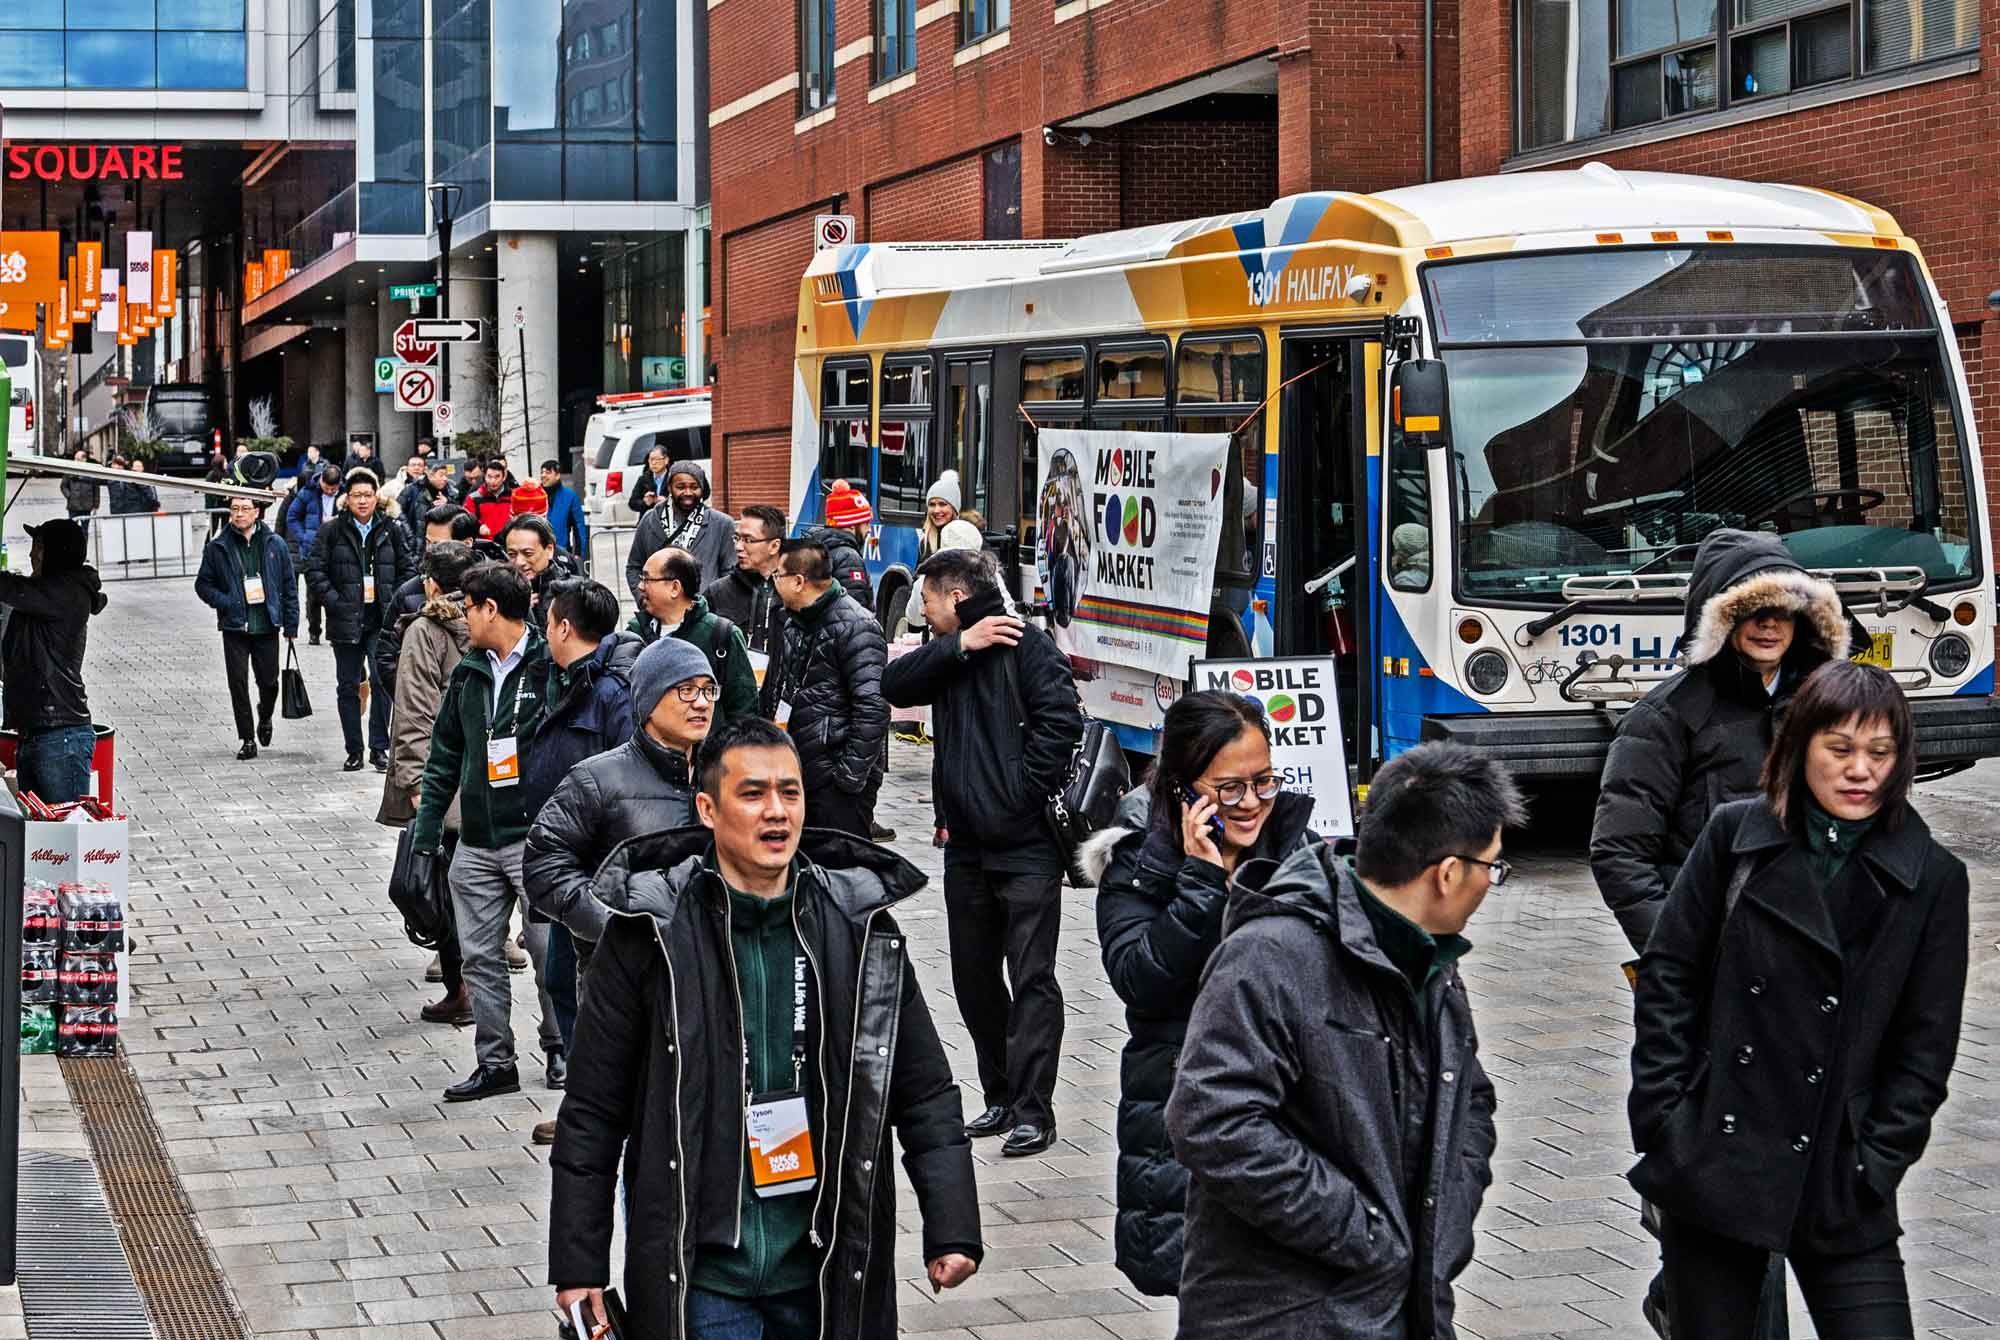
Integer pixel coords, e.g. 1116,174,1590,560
631,637,713,725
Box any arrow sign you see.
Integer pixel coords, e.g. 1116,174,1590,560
411,318,483,343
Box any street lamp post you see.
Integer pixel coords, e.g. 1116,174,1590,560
427,183,463,413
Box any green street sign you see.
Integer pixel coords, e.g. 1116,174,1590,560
374,356,396,393
389,282,437,301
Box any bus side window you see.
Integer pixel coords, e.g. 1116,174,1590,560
1021,348,1086,549
1176,334,1266,589
820,361,872,502
946,359,993,519
1387,429,1432,593
879,359,934,516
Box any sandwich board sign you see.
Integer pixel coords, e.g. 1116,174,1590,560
1188,655,1355,838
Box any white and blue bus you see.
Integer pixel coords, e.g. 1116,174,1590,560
789,164,2000,779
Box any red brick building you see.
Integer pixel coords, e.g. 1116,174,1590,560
708,0,1991,508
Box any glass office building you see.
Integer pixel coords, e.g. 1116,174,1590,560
0,0,250,90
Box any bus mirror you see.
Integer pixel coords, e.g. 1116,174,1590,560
1391,359,1451,450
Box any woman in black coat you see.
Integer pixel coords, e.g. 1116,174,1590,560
1629,660,1968,1340
1084,690,1317,1297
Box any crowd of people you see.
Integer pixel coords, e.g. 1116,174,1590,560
1,447,1968,1340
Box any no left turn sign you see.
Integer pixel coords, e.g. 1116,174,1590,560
394,365,439,413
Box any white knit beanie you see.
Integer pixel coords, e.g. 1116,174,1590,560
927,471,961,513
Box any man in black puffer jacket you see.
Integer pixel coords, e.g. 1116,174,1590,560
882,547,1083,1158
304,469,413,772
762,537,888,838
799,523,872,609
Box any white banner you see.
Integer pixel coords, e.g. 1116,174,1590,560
96,272,119,333
125,230,153,309
1190,655,1356,838
1034,428,1231,679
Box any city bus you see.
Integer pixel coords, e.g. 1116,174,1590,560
788,163,2000,778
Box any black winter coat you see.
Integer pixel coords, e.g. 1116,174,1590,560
548,826,984,1339
703,567,787,658
372,575,429,695
1087,787,1319,1297
1591,529,1846,954
881,585,1084,873
763,587,888,796
1628,798,1967,1255
0,567,108,733
523,731,697,944
799,525,873,607
304,510,413,645
1166,843,1497,1339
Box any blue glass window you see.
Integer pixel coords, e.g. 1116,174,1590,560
0,31,63,85
66,31,156,87
564,143,633,200
636,143,677,200
157,0,242,28
0,0,63,29
158,30,244,86
76,0,154,27
495,142,561,199
636,0,675,138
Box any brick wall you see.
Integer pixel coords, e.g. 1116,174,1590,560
867,152,986,242
1120,118,1279,229
717,207,822,504
722,428,793,511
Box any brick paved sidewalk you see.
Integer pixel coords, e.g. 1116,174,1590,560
84,577,2000,1338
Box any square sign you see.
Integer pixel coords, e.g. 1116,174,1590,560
1188,655,1355,838
393,363,439,413
374,356,396,394
814,214,855,251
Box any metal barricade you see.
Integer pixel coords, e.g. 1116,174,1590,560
83,509,213,581
590,522,640,608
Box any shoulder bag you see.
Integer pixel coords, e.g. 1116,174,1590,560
280,644,313,719
388,827,453,949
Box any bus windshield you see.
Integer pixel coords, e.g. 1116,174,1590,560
1424,247,1977,600
151,395,211,438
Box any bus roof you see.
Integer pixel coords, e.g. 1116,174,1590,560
806,163,1902,296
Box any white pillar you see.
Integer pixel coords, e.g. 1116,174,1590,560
374,288,416,462
344,293,376,455
496,231,560,480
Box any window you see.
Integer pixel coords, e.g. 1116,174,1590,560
800,0,834,111
1022,348,1085,403
945,359,993,520
877,0,914,79
960,0,1007,42
1175,335,1266,587
1518,0,1977,151
1176,335,1265,406
1019,350,1083,548
1095,341,1168,402
819,361,871,513
879,359,933,516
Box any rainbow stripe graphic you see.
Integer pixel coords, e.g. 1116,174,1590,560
1077,596,1210,644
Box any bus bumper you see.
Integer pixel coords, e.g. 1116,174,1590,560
1419,696,2000,780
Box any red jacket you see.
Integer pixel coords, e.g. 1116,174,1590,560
465,485,512,539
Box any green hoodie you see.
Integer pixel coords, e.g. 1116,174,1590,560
410,627,550,852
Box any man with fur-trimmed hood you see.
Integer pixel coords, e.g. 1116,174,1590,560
1591,527,1845,1340
1592,528,1849,957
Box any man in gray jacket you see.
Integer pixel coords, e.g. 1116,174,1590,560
1166,741,1520,1338
624,459,737,601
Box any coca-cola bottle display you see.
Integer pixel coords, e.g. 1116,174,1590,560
57,884,124,953
20,945,57,1005
57,951,117,1006
22,883,59,945
57,1004,116,1057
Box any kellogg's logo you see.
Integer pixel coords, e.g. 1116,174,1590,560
30,848,69,865
82,849,121,865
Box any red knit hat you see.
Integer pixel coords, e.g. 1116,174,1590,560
824,480,873,529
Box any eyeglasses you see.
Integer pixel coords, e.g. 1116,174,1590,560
1447,854,1513,887
1198,774,1282,808
736,533,779,547
672,682,720,703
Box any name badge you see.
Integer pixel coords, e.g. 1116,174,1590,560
243,575,266,605
364,575,377,604
746,1090,817,1197
773,698,792,730
487,736,520,788
747,648,771,688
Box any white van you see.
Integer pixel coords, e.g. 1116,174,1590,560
0,335,38,454
582,387,712,521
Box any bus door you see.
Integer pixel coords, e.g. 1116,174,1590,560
944,356,996,523
1276,332,1372,777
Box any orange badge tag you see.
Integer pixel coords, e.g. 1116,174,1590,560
747,1093,817,1197
486,736,520,788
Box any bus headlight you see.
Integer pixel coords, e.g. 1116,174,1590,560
1465,650,1510,695
1929,632,1972,678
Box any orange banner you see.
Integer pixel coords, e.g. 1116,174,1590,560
0,231,61,308
0,302,37,332
48,261,71,347
263,250,290,288
75,240,101,314
245,261,266,301
153,249,175,318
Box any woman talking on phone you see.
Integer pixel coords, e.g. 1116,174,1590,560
1628,661,1968,1339
1083,691,1318,1297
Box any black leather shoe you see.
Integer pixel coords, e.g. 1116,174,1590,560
237,740,258,761
308,633,321,645
544,1050,568,1090
1001,1122,1057,1157
257,717,273,747
964,1105,1013,1138
443,1064,521,1102
342,753,364,772
369,748,389,772
870,821,897,843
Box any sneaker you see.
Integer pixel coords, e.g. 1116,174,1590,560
425,952,444,983
308,633,321,646
531,1119,557,1146
545,1050,568,1090
506,941,529,972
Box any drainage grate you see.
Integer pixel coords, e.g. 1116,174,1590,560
61,1056,252,1340
18,1150,154,1339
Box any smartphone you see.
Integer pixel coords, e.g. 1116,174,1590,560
1180,785,1225,839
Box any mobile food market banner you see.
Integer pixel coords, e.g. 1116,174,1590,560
1034,428,1231,679
1190,655,1356,838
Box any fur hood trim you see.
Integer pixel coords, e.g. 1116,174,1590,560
1685,567,1848,666
1078,826,1140,887
420,593,465,622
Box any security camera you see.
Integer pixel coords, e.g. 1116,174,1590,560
1077,131,1092,147
1043,127,1057,146
1988,289,2000,318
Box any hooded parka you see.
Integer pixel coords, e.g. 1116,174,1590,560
1591,529,1849,953
1165,841,1497,1339
1628,797,1967,1255
376,592,470,830
547,826,984,1338
1084,787,1320,1297
624,461,739,598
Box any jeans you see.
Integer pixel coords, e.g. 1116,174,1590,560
332,632,390,756
221,630,281,742
447,841,559,1070
17,725,96,807
1663,1216,1910,1340
943,865,1065,1127
686,1286,819,1340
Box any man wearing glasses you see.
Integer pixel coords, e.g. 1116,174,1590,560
1166,741,1521,1339
704,504,790,677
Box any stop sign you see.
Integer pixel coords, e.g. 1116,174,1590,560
394,319,438,366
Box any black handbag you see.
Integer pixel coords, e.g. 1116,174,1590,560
280,644,313,720
1051,715,1132,888
388,827,453,949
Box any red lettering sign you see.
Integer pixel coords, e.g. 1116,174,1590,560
4,145,187,183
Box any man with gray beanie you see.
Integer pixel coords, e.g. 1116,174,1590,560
625,459,737,601
524,635,716,989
